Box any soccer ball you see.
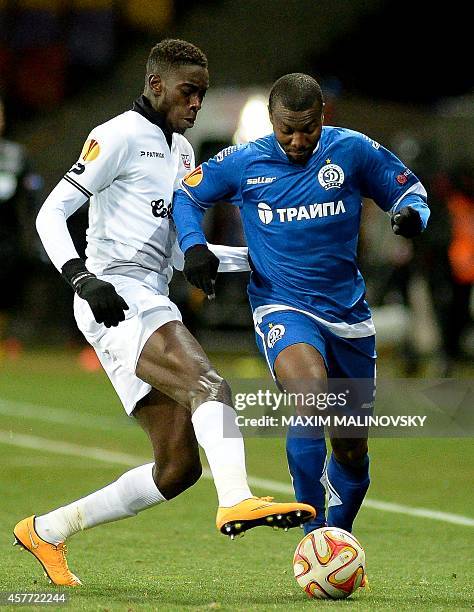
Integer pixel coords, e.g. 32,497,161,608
293,527,365,599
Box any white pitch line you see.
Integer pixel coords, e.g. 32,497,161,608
0,430,473,528
0,430,146,466
0,398,128,431
245,474,474,527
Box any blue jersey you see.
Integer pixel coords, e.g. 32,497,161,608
173,127,429,336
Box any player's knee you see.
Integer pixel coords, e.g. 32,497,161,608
215,376,232,405
186,369,232,409
154,457,202,499
176,459,202,493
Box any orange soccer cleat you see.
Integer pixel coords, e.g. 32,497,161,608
216,496,316,539
13,516,81,587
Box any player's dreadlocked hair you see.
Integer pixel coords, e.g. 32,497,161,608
146,39,208,77
269,73,323,113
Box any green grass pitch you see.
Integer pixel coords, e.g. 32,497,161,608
0,349,473,611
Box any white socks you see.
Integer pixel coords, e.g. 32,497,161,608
192,401,252,507
35,402,252,545
35,463,165,545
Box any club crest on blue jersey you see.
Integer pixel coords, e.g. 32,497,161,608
317,163,345,190
267,323,286,348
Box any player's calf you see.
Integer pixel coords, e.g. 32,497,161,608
133,389,203,499
152,457,202,499
325,438,370,533
330,438,368,467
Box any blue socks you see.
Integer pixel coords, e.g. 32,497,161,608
287,427,370,534
286,427,327,534
325,452,370,532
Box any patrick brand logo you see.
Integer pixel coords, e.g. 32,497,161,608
140,150,164,158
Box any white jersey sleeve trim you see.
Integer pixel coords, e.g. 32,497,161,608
171,242,250,273
210,244,250,272
36,178,89,271
63,174,93,198
389,181,427,213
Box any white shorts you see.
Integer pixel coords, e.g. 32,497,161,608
74,274,182,415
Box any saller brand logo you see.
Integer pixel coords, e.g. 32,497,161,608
247,176,276,185
318,163,344,189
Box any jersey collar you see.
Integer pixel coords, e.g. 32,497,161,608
273,134,321,164
132,95,173,148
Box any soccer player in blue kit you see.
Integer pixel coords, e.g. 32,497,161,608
173,73,430,536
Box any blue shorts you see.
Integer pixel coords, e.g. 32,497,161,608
254,308,376,381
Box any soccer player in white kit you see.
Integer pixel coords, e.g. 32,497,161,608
12,39,315,587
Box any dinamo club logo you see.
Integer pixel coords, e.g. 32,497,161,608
267,324,286,348
317,163,344,190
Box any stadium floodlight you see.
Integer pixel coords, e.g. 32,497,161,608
233,94,273,144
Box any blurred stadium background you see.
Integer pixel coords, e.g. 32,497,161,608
0,0,473,373
0,2,473,607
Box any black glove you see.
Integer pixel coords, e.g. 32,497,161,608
183,244,219,298
391,206,423,238
61,258,129,327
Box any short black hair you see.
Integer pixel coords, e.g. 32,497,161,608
146,39,208,76
269,73,323,113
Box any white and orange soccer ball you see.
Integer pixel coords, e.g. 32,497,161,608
293,527,366,600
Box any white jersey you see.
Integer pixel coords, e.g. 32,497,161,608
81,110,193,287
36,104,249,294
